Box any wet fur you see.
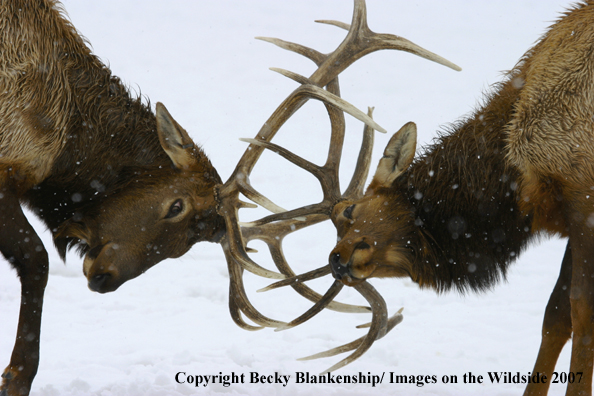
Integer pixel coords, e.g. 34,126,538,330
0,2,223,394
399,73,535,293
0,1,222,256
396,2,594,294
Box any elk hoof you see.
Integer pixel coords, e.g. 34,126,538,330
1,370,13,396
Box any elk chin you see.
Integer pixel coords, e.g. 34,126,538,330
379,245,416,279
348,248,376,279
339,274,366,287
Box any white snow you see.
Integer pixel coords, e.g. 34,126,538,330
0,1,572,395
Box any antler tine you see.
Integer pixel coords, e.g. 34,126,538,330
372,32,462,72
235,175,288,215
309,0,460,90
240,137,324,178
242,213,328,240
257,265,332,293
298,308,404,360
275,280,344,332
342,107,375,199
315,20,350,31
298,281,404,373
322,77,345,172
224,243,288,328
356,307,404,329
258,265,371,315
220,215,284,279
265,240,370,314
228,290,264,331
256,37,326,67
241,204,327,228
263,74,388,133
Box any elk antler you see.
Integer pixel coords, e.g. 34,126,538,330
216,0,460,369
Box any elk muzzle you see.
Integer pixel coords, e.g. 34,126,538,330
329,252,350,281
83,242,121,293
329,238,375,285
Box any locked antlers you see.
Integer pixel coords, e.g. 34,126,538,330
215,0,460,371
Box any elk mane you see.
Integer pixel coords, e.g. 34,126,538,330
401,65,538,294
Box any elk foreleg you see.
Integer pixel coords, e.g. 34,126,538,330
0,189,48,396
524,242,572,396
566,222,594,396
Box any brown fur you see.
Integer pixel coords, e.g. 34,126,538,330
0,1,224,395
329,2,594,395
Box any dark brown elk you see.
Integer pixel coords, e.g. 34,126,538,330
0,1,224,394
325,2,594,395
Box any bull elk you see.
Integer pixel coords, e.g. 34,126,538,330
319,2,594,395
1,0,463,394
0,1,226,394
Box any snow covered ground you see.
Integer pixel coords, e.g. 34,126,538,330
0,1,575,395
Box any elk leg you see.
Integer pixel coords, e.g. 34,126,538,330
524,241,572,396
565,222,594,396
0,189,48,396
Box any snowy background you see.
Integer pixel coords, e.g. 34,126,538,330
0,1,574,395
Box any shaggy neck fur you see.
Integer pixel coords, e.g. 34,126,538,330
19,1,220,234
397,70,537,293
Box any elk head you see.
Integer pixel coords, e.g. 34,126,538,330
330,122,420,286
54,103,225,293
215,0,459,373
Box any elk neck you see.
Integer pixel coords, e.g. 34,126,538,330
19,28,220,235
396,68,539,294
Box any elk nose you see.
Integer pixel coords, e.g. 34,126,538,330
88,272,112,292
329,252,349,281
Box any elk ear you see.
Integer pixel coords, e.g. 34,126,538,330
369,122,417,189
156,102,197,170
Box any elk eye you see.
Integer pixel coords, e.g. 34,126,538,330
343,204,355,220
165,199,184,219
